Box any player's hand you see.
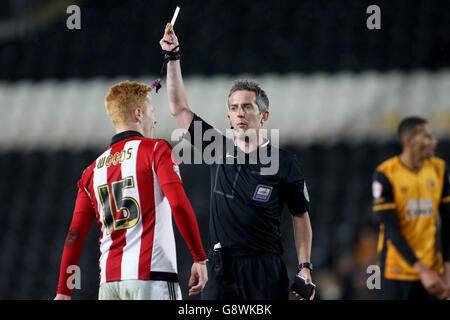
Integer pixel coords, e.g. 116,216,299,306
442,262,450,287
292,268,316,300
418,266,447,299
160,23,179,52
439,262,450,299
440,285,450,300
188,261,208,296
54,294,71,300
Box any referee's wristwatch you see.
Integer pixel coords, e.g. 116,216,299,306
297,262,313,273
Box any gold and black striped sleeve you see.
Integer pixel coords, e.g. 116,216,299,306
372,170,418,265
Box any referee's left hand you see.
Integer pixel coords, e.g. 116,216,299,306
292,268,316,300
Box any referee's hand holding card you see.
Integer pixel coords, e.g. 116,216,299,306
292,263,316,300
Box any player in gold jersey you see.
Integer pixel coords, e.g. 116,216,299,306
372,116,450,299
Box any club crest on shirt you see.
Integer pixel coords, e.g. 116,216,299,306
252,184,273,202
372,181,383,199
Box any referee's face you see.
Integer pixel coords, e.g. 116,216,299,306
228,90,267,140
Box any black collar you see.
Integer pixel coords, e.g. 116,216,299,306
233,138,271,155
110,131,143,146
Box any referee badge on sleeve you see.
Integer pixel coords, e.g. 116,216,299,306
252,184,273,202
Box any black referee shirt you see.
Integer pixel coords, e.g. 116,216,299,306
186,114,310,255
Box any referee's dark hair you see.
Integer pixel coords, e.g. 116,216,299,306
227,79,269,113
397,116,428,140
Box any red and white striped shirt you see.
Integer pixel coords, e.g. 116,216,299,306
57,131,206,296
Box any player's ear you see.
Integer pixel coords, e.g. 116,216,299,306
133,108,142,122
402,131,415,147
402,135,417,151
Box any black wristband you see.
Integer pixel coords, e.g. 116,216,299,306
163,45,180,61
297,262,313,273
153,45,181,93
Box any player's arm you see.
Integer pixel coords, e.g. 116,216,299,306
55,182,96,300
162,182,208,296
372,171,419,264
162,182,207,263
154,141,207,296
373,171,447,298
439,165,450,289
160,23,193,130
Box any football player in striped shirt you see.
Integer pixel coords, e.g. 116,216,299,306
54,81,207,300
372,116,450,299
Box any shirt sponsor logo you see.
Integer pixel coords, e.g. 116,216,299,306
252,184,273,202
406,198,434,219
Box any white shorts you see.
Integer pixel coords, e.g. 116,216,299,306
98,280,182,300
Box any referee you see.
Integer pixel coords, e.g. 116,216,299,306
160,23,314,300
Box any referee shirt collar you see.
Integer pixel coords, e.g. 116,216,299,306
233,138,270,150
111,130,143,146
231,138,271,160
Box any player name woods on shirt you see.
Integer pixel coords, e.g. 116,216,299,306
96,147,134,169
170,120,280,175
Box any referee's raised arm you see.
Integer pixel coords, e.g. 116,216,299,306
160,23,194,130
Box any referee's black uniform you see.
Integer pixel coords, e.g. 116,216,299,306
186,114,310,300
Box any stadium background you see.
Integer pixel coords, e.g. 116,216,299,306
0,0,449,300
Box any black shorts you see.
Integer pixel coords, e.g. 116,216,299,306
201,251,289,300
379,278,438,300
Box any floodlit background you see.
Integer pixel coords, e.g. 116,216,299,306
0,0,449,300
